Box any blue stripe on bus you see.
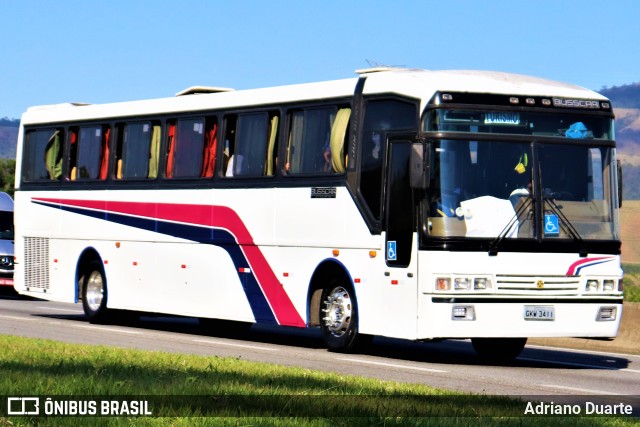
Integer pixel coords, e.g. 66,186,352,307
43,202,277,324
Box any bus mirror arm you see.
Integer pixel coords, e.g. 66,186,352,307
617,160,623,208
410,141,430,190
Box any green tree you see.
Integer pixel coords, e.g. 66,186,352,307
0,158,16,197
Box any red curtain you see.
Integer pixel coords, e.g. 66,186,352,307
99,127,110,180
165,124,176,178
201,123,217,177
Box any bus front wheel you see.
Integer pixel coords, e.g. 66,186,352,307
471,337,527,361
319,282,368,352
81,260,109,324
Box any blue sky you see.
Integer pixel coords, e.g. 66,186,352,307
1,0,638,119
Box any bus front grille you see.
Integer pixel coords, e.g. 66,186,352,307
496,275,580,295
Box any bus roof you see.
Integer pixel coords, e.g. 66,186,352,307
20,69,608,125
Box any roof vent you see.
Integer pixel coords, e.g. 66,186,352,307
175,86,234,96
27,102,91,112
355,67,399,75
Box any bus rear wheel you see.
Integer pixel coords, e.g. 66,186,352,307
471,337,527,361
81,260,109,324
319,282,368,352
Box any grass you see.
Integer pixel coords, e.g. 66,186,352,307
623,263,640,302
0,335,637,426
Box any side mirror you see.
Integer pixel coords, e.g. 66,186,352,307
617,159,623,208
410,142,430,190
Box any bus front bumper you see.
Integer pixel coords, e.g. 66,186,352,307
419,298,623,339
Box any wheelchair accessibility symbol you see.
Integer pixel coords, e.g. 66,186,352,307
544,214,559,236
387,241,397,261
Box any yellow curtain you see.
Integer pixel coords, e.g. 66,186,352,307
148,125,161,178
44,130,63,180
266,115,279,176
330,108,351,173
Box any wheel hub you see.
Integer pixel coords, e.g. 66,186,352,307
85,271,104,312
322,286,352,337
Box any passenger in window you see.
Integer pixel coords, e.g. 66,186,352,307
225,154,245,176
322,136,332,173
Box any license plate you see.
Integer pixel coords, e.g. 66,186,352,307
524,305,555,321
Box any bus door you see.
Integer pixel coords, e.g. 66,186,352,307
384,135,416,269
379,135,419,338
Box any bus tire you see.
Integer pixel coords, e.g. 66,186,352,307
319,281,367,352
471,337,527,361
81,260,109,324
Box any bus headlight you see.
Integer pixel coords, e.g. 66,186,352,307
602,279,615,292
474,277,492,290
454,278,471,290
436,277,451,291
586,280,599,292
435,276,493,292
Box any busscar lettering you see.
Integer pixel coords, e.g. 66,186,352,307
553,98,600,109
311,187,337,199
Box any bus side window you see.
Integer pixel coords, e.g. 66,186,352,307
285,107,337,175
223,112,278,177
166,118,205,178
73,125,110,180
23,128,65,181
115,122,157,179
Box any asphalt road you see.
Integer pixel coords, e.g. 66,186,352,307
1,289,639,407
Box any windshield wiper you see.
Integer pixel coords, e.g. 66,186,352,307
543,197,588,257
488,197,532,256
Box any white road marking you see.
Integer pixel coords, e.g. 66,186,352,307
72,324,142,335
520,357,640,374
37,306,83,313
527,343,640,359
192,339,277,352
336,357,449,373
540,384,623,395
0,315,36,321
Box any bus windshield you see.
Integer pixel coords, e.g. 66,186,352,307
423,139,619,241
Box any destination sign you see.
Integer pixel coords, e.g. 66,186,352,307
484,112,520,125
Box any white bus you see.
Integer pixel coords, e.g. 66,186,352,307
14,68,623,359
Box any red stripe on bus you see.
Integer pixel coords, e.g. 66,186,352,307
33,198,305,327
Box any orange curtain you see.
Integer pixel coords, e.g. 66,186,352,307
165,124,176,178
99,127,110,180
201,123,217,177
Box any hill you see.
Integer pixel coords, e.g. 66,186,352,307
599,82,640,108
600,83,640,200
0,118,18,159
621,200,640,264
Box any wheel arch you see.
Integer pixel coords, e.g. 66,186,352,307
307,258,355,327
